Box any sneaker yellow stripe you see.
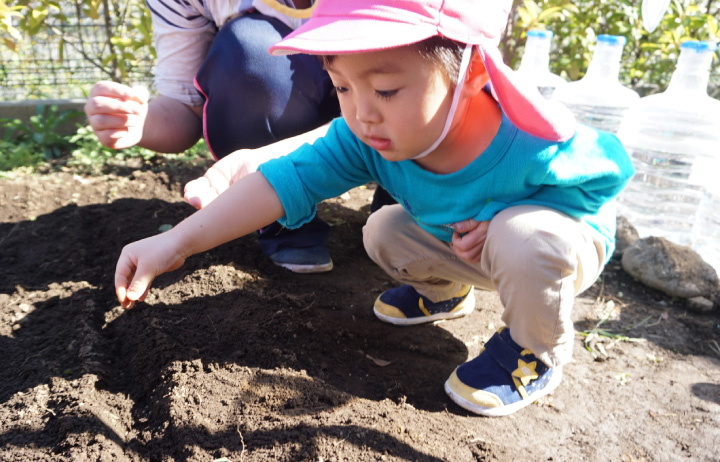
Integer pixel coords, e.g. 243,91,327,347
511,376,529,400
417,298,432,317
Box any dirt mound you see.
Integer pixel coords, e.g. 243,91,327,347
1,166,718,461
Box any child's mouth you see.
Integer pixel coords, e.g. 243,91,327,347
367,136,391,151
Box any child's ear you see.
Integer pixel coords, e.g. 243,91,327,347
463,49,490,96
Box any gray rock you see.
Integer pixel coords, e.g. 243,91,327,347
621,236,719,299
686,296,715,314
614,215,639,258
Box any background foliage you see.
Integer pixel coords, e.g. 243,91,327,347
1,0,153,88
503,0,720,97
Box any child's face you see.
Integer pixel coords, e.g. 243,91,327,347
325,46,454,161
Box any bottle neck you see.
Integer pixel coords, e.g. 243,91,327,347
666,50,713,95
518,36,551,73
584,43,623,82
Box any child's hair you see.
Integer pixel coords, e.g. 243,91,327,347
322,36,465,85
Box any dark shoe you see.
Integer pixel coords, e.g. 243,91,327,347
373,284,475,326
444,328,562,417
269,245,333,273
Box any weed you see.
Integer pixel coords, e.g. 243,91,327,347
1,104,82,161
578,303,649,361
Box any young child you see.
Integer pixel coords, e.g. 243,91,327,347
114,0,634,417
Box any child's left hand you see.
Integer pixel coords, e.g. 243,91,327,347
115,233,188,309
451,219,490,263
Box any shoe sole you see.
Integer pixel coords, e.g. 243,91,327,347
373,289,476,326
273,261,334,274
444,366,563,417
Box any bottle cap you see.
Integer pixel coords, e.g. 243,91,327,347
597,35,627,46
527,30,553,39
680,41,718,52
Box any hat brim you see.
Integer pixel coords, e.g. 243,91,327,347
270,16,577,143
270,17,437,55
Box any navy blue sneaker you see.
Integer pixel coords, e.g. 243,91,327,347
444,328,562,417
373,284,475,326
269,246,333,273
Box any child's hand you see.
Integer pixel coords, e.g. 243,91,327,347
451,219,490,263
84,81,149,149
114,233,187,309
184,150,260,209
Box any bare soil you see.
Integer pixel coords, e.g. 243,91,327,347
1,162,719,461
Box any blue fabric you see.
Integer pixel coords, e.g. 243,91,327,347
194,12,339,253
194,12,339,159
258,113,634,263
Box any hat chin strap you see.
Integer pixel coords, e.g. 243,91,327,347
411,44,474,160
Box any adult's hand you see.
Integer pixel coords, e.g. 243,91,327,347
85,81,149,149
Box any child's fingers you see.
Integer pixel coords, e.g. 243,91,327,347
184,177,217,209
115,257,138,309
453,219,480,234
125,264,155,303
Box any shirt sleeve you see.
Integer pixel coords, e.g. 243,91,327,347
258,119,374,229
147,0,217,106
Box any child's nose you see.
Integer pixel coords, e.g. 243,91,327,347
355,99,380,124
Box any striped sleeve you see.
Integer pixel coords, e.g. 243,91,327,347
146,0,216,105
145,0,211,28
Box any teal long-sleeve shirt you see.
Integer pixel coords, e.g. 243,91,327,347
258,113,635,263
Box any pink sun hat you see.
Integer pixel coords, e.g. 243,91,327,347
269,0,576,142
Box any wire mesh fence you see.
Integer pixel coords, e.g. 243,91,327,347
0,3,154,101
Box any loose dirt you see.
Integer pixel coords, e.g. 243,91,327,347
1,163,718,461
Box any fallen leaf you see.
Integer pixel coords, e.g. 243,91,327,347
366,354,394,367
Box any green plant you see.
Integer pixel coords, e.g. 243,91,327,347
0,138,44,172
68,125,212,174
1,104,82,160
67,124,157,173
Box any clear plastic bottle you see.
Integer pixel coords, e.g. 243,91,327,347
553,35,639,134
616,41,720,249
516,29,567,99
693,182,720,273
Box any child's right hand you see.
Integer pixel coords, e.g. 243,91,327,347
85,81,149,149
114,233,188,309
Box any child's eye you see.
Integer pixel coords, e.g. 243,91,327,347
335,86,348,94
376,89,398,100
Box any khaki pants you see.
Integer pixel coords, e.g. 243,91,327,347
363,204,606,368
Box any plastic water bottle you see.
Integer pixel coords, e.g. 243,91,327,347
616,41,720,250
693,183,720,272
553,35,639,134
516,30,567,99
